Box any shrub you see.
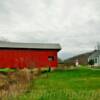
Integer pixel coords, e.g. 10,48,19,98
88,59,94,66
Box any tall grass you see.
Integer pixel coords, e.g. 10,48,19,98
10,67,100,100
0,68,36,100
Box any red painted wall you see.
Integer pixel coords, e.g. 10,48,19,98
0,49,58,69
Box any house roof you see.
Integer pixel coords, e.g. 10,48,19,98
88,50,100,59
0,41,61,50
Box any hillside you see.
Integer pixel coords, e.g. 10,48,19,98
64,51,94,65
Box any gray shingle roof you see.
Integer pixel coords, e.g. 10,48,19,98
0,41,61,50
88,50,100,59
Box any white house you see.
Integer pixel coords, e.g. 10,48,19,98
88,44,100,66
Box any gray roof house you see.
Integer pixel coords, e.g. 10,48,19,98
88,50,100,66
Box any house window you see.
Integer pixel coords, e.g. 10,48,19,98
94,58,97,63
48,56,54,61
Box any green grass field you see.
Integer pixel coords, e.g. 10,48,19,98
0,68,16,73
12,67,100,100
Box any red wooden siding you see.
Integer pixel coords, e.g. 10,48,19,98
0,49,58,69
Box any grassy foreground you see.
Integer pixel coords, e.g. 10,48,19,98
11,67,100,100
0,68,16,73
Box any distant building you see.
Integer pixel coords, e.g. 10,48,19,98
88,50,100,66
88,43,100,66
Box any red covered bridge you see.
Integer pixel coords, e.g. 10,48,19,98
0,42,61,69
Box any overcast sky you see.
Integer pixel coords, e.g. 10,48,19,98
0,0,100,59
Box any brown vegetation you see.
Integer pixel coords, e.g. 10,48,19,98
0,68,39,100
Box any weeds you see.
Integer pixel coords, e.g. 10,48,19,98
0,68,36,100
9,67,100,100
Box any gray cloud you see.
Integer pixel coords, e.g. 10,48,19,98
0,0,100,59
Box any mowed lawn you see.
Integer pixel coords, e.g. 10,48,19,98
12,67,100,100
